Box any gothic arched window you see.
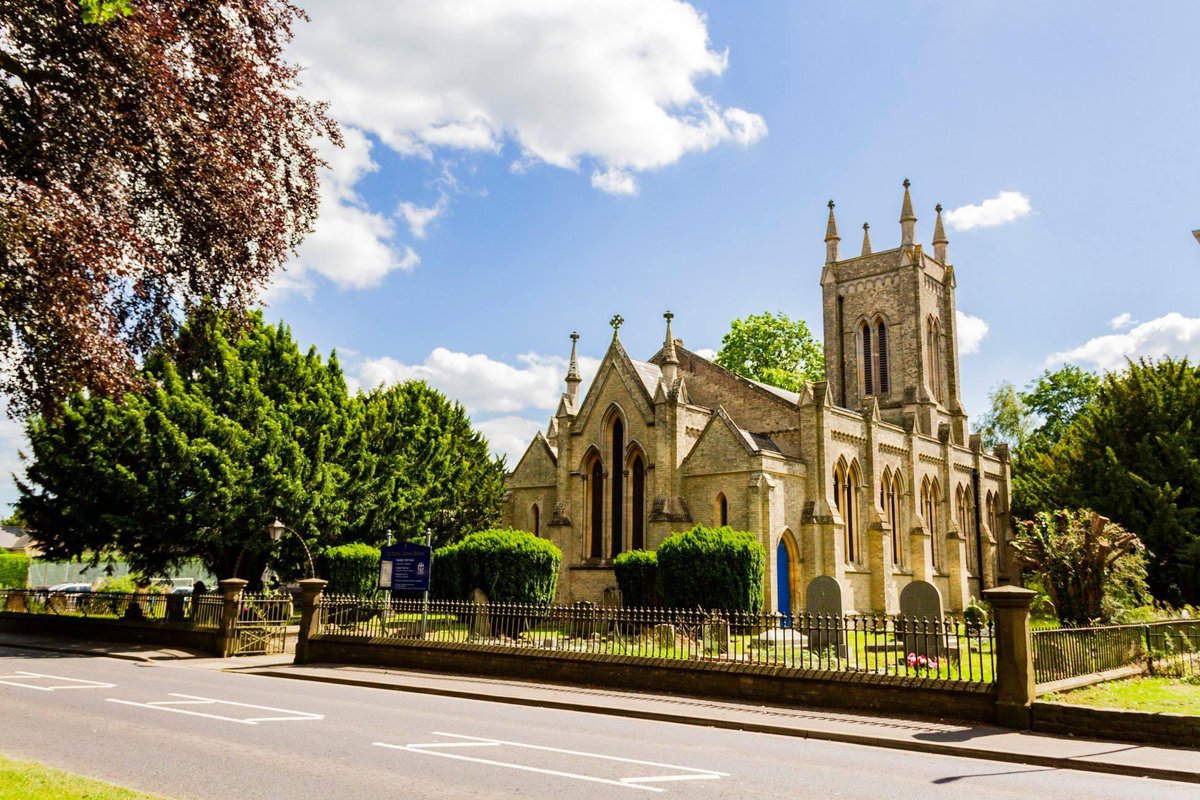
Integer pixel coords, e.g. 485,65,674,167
630,453,645,550
532,503,540,538
882,469,904,568
588,457,604,559
716,493,729,527
923,478,943,571
610,416,624,559
835,461,860,565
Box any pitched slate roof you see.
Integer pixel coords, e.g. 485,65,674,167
629,359,663,396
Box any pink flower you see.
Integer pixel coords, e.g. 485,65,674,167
907,653,918,667
917,655,928,667
928,657,940,670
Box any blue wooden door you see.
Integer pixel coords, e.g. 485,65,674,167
776,539,792,623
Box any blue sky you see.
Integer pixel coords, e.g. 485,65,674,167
3,1,1199,510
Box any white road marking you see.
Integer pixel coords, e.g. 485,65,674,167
375,731,726,793
106,693,322,725
0,671,115,691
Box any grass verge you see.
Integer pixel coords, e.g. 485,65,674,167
0,753,170,799
1047,676,1200,716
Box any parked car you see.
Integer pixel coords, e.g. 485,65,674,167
46,582,92,593
45,582,92,611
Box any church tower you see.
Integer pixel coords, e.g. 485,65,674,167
820,181,968,443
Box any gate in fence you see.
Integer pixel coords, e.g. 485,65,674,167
232,593,292,656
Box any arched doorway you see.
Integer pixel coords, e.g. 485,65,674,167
776,538,793,622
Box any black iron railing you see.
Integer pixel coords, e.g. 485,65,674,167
1033,619,1200,684
316,595,996,684
0,588,224,627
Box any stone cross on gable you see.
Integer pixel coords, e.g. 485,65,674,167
609,314,624,338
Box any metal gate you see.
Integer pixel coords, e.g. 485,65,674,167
233,593,291,655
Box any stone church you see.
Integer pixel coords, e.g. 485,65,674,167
502,182,1013,614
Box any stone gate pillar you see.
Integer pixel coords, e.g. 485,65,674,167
295,578,328,665
217,578,248,658
984,585,1036,728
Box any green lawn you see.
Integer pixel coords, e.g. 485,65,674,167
0,753,171,799
1047,677,1200,716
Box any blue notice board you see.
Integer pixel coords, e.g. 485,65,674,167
379,542,432,592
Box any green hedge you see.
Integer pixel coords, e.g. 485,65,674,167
317,543,382,596
0,552,29,589
432,529,560,604
656,525,765,613
614,550,658,608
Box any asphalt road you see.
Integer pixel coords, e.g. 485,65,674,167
0,646,1189,800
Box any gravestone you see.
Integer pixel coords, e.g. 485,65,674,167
898,580,950,661
571,600,597,639
702,612,730,656
805,576,847,656
653,623,676,649
468,588,490,639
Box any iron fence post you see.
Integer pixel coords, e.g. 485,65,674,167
1143,624,1153,676
295,578,328,664
217,578,248,658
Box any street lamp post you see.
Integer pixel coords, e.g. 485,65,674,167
231,518,317,584
266,518,317,581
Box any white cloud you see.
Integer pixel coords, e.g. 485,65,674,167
943,191,1032,232
397,194,449,240
956,310,989,355
475,416,548,465
1046,312,1200,371
292,1,766,186
692,347,718,360
1109,312,1136,331
591,168,638,196
354,348,600,415
273,127,419,298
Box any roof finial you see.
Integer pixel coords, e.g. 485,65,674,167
932,203,949,262
824,199,840,264
900,179,917,247
609,314,624,340
861,222,872,256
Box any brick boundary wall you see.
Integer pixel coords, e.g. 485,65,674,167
0,611,222,655
304,635,998,723
1032,700,1200,749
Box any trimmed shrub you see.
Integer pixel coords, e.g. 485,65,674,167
656,525,765,613
0,552,29,589
317,543,382,596
614,550,658,607
432,529,560,604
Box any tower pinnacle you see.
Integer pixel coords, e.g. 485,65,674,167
565,331,582,405
861,222,872,256
661,311,679,385
933,203,949,263
825,199,840,264
900,179,917,247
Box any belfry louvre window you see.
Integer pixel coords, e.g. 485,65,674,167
860,318,889,398
861,323,874,396
877,321,890,394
